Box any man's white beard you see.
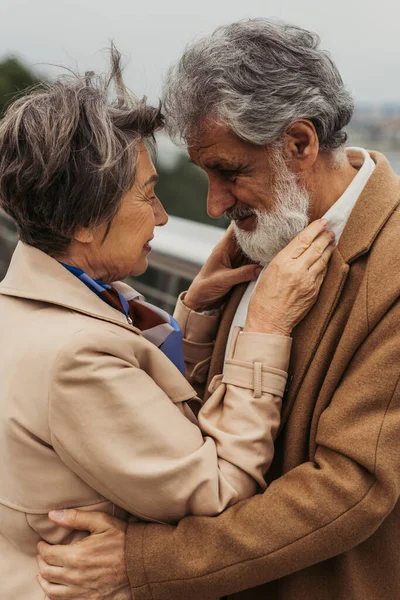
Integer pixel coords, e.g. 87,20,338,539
232,152,311,265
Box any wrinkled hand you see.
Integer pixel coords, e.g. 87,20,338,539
36,509,129,600
184,224,262,312
245,219,335,335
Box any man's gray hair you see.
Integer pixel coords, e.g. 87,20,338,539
0,47,163,256
163,19,354,151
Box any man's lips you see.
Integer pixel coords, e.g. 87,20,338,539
234,214,257,231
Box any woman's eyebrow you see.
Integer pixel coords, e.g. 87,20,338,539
144,174,159,187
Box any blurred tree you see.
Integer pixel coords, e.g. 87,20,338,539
0,56,41,116
156,153,227,229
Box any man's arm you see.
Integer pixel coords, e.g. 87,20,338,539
121,301,400,600
38,300,400,600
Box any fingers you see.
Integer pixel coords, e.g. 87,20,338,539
36,574,70,599
309,243,335,277
37,541,70,567
297,230,335,269
289,219,329,259
220,224,251,264
217,224,237,254
226,264,263,287
36,555,68,585
48,509,116,534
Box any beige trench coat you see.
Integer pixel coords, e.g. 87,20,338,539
0,242,291,600
125,152,400,600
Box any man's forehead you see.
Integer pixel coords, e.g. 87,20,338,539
189,122,236,149
188,123,246,162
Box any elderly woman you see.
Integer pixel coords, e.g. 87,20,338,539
0,52,334,599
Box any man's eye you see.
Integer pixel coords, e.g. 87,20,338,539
219,169,238,179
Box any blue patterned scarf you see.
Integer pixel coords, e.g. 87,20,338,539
61,264,185,375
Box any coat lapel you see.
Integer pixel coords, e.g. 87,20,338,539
278,250,349,433
279,151,400,433
0,242,141,334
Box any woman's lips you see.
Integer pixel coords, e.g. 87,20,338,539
235,214,257,231
143,236,154,252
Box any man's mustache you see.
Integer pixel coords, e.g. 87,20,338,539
224,205,256,221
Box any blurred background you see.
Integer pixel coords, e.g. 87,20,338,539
0,0,399,310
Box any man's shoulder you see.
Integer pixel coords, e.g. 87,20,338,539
365,201,400,308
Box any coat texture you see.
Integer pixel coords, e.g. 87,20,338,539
0,236,290,599
125,151,400,600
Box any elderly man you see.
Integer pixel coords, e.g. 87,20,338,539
37,19,400,600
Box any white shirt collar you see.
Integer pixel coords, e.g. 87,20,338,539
324,147,375,242
225,148,375,362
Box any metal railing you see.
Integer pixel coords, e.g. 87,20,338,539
0,212,225,314
132,216,225,312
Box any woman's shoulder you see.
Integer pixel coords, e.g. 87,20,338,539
53,309,147,365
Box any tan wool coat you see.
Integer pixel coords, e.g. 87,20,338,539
125,152,400,600
0,241,291,600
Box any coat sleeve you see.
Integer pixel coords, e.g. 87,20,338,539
173,292,221,388
125,301,400,600
48,324,290,524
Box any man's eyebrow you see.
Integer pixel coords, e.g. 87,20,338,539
206,160,238,170
143,174,159,187
189,158,237,169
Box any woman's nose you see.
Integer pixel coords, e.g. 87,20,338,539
153,197,169,227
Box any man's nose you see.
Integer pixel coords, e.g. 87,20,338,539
207,182,235,219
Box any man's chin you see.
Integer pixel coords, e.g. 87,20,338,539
232,226,268,265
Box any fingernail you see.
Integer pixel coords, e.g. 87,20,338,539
50,510,64,520
320,218,328,227
255,266,263,276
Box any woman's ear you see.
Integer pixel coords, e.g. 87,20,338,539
282,119,319,173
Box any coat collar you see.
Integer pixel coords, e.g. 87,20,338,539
208,151,400,413
338,151,400,262
278,151,400,433
0,242,141,334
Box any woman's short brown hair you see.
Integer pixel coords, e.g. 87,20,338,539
0,47,164,255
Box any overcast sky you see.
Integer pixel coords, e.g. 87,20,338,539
0,0,399,106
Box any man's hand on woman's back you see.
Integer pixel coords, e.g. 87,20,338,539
37,509,129,600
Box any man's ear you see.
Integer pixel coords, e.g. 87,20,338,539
282,119,319,173
73,228,94,244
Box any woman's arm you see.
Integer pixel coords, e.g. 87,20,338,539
49,219,334,525
48,323,289,524
173,226,261,390
36,220,336,599
173,292,221,385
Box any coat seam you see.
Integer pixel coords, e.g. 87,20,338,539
134,369,400,589
373,370,400,473
50,431,168,525
132,479,377,588
0,496,106,514
365,259,371,333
